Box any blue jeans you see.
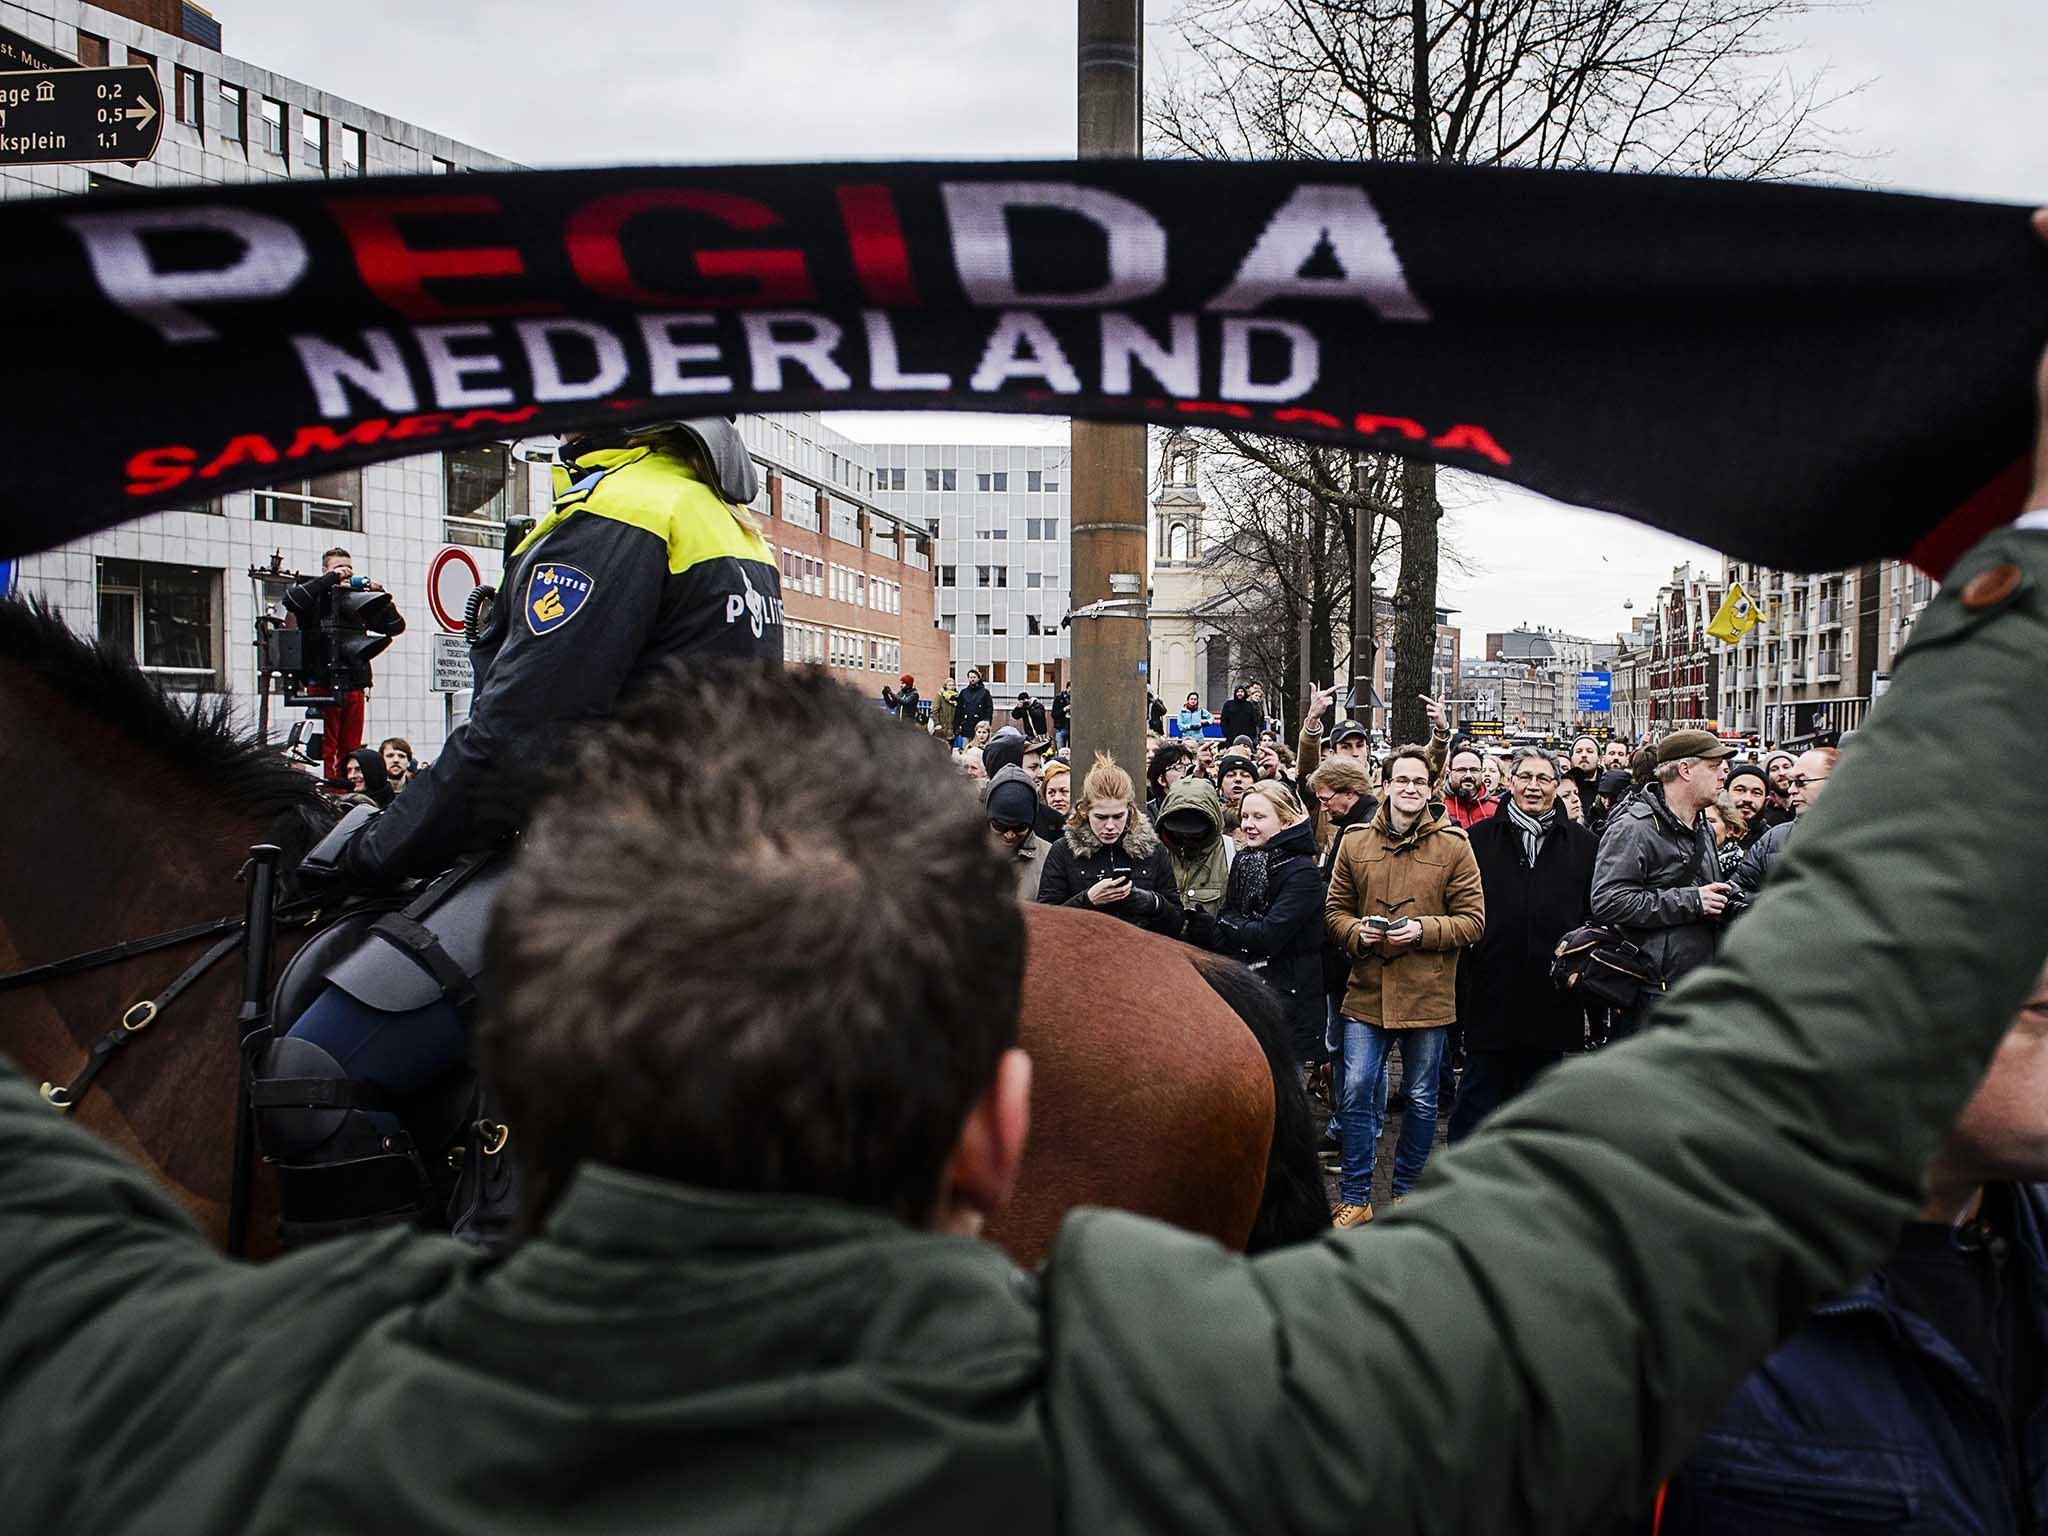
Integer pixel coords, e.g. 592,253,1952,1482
1337,1018,1447,1205
288,983,468,1099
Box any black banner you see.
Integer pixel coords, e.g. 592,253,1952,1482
0,159,2042,571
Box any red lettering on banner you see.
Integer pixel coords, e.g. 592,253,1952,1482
1355,414,1426,441
327,195,549,321
1430,423,1513,466
285,421,391,459
1273,407,1344,431
1175,399,1255,419
386,412,457,441
199,434,281,480
565,190,813,306
836,185,920,306
451,406,542,431
126,445,198,496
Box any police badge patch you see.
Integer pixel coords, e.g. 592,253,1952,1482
526,563,595,635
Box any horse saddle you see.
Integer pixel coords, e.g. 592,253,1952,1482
270,850,509,1022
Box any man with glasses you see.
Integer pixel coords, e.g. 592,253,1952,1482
1727,746,1839,920
1591,728,1735,1038
1450,749,1599,1140
1324,746,1486,1226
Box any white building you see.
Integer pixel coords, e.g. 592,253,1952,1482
869,442,1073,692
5,0,526,758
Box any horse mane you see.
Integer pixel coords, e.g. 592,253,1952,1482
0,596,336,847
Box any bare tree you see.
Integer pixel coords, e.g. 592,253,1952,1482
1176,434,1400,736
1153,0,1853,742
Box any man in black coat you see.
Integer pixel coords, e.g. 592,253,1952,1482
1449,747,1599,1142
1219,685,1261,747
953,668,994,743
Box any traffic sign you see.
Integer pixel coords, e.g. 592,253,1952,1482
1575,670,1613,713
0,65,163,167
426,545,483,634
429,632,473,693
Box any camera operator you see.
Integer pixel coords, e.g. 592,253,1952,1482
283,546,406,789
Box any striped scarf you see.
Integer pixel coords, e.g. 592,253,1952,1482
1505,801,1557,867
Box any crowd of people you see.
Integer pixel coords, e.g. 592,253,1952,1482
930,675,1855,1234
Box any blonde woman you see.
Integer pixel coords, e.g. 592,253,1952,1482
1035,754,1182,936
1040,759,1071,821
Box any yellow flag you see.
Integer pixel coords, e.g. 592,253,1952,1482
1706,582,1760,644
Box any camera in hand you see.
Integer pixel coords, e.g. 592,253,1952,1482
263,576,405,704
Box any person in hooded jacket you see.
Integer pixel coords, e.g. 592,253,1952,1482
985,766,1054,901
1189,780,1327,1072
1155,775,1234,924
340,746,395,810
1036,754,1182,937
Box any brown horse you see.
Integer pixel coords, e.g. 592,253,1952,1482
0,601,1326,1263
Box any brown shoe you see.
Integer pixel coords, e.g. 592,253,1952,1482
1331,1202,1374,1229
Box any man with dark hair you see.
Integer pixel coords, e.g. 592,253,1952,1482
1442,745,1504,830
1725,760,1774,846
1219,684,1260,746
1727,746,1840,920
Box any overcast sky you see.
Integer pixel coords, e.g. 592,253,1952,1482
222,1,2045,647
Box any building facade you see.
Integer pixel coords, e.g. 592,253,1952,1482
870,442,1072,693
739,416,944,699
1715,558,1932,747
1457,657,1559,735
1642,562,1725,733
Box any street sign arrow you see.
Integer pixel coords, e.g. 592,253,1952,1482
0,64,165,167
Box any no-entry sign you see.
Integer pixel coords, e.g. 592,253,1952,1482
426,544,482,634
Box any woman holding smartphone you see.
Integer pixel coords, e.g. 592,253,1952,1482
1036,753,1183,937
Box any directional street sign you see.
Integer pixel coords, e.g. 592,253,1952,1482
1575,670,1613,713
0,65,163,167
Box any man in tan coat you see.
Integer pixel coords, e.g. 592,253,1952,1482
1325,742,1486,1226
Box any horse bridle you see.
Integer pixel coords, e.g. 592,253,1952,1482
0,886,317,1113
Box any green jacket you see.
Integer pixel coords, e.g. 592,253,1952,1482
4,529,2047,1536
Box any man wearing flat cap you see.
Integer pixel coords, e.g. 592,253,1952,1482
1590,728,1736,1038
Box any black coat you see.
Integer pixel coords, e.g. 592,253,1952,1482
1035,814,1183,937
1012,698,1049,738
1218,697,1261,745
1212,819,1326,1063
954,682,994,739
1461,811,1598,1055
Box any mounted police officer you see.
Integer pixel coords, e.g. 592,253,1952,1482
252,416,782,1243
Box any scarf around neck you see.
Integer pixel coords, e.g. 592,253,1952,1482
1505,801,1557,867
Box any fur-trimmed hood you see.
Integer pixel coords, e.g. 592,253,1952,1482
1063,801,1160,860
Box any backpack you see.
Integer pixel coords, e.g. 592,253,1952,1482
1550,924,1664,1010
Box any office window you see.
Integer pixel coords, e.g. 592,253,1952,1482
76,31,108,66
1026,572,1043,589
976,472,990,492
340,125,365,175
1043,472,1061,492
1027,470,1043,492
938,565,956,587
782,481,821,532
829,497,862,547
1027,616,1043,636
96,557,222,691
175,67,202,128
881,467,906,490
990,662,1009,684
127,47,155,76
217,82,246,144
444,446,524,546
924,468,957,492
992,472,1008,492
302,112,328,172
432,155,455,174
976,615,992,636
254,468,360,530
259,98,287,159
